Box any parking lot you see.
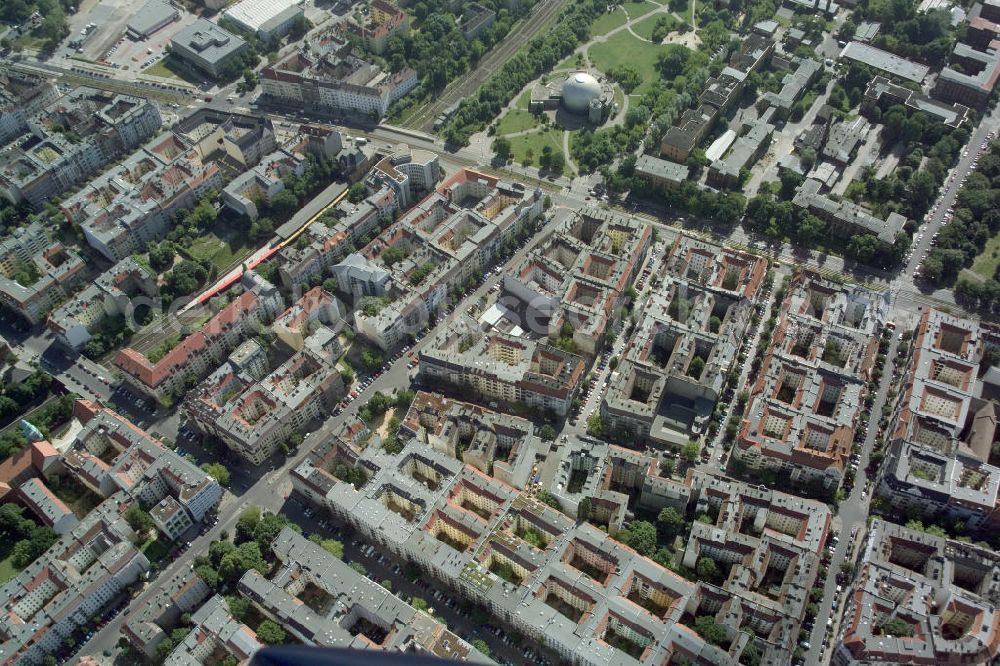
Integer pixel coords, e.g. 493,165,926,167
59,0,199,79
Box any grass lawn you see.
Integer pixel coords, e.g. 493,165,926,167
970,233,1000,280
682,2,696,27
514,88,533,110
141,538,171,564
0,554,18,585
632,13,678,41
498,109,538,135
614,86,625,113
589,31,664,95
186,231,252,273
142,56,201,85
623,0,658,18
591,7,628,36
509,129,565,167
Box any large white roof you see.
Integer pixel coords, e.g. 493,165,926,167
224,0,301,31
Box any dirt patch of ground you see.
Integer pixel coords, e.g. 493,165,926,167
663,30,702,48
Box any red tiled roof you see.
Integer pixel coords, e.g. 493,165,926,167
114,291,259,389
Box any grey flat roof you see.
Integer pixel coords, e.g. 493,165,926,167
127,0,179,36
839,41,930,82
171,18,247,65
634,154,691,182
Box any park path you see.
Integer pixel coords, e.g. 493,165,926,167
562,130,580,175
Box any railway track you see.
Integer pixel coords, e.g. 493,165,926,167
403,0,568,133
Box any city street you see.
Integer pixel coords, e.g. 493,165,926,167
804,333,901,666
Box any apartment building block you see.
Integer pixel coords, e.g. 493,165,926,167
113,272,283,402
419,329,585,417
876,309,1000,528
164,594,263,665
276,186,397,287
733,271,887,489
261,33,418,118
399,391,541,489
48,257,158,350
0,72,59,145
682,471,829,663
63,110,273,262
0,89,161,207
16,477,78,536
124,570,211,658
289,438,788,665
503,206,651,356
356,169,543,350
834,519,1000,665
548,437,691,532
792,178,907,244
185,325,345,465
365,145,440,209
0,222,85,325
239,528,491,661
222,147,306,220
0,494,150,665
63,401,223,535
344,0,409,54
602,235,766,446
273,286,345,351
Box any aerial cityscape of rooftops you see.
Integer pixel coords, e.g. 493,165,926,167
1,0,1000,664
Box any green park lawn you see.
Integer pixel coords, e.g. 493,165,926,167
0,554,18,585
623,0,658,18
590,7,628,36
589,31,665,95
514,88,533,110
142,57,200,85
141,538,170,564
186,231,251,273
498,110,538,135
970,233,1000,280
681,1,696,27
632,13,679,41
509,129,566,168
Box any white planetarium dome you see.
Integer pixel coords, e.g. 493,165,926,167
562,72,602,113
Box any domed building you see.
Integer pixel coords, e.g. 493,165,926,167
530,70,615,123
561,72,603,113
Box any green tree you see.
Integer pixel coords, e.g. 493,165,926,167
577,497,593,522
253,512,297,552
539,424,557,441
493,136,512,162
624,520,657,556
200,462,230,486
693,615,728,646
696,556,719,581
657,506,684,538
471,639,490,656
236,506,261,542
348,182,368,203
411,597,429,611
124,506,155,536
225,595,250,622
256,619,287,645
586,413,605,436
681,440,701,462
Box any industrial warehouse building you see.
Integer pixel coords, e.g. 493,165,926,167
222,0,304,41
126,0,180,39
